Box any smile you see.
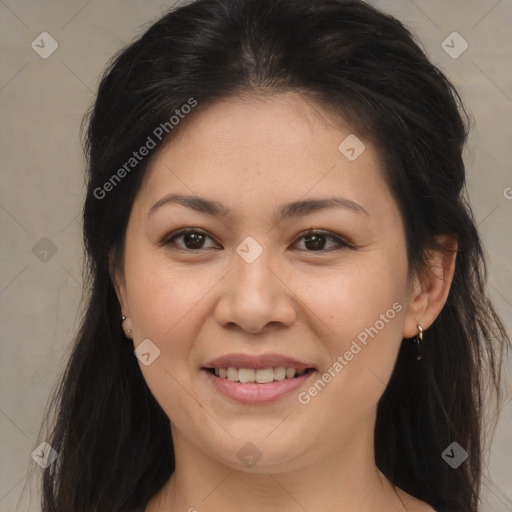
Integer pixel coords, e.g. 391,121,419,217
206,366,312,383
201,367,317,404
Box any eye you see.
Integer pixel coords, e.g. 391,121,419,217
292,229,352,252
161,228,220,251
161,228,352,253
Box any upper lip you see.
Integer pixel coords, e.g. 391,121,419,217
203,353,316,370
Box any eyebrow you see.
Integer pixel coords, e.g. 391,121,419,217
148,193,369,221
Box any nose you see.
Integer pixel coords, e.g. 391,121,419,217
214,247,297,334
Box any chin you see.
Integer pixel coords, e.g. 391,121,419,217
207,436,309,474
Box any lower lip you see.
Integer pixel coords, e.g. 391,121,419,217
201,368,316,404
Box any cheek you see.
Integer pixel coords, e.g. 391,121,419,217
124,242,226,340
122,252,223,416
293,255,408,390
295,258,406,339
291,273,406,433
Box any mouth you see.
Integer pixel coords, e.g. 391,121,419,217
200,366,317,404
202,366,316,383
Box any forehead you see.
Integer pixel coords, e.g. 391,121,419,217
161,92,361,161
134,92,394,223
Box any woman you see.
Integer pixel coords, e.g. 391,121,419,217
37,0,510,511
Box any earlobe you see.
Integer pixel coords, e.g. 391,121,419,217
402,235,458,339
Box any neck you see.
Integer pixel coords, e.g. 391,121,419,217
146,411,407,512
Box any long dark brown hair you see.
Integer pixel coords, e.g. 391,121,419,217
33,1,509,511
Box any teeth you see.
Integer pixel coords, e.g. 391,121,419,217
286,367,295,378
254,368,274,384
273,367,286,380
210,366,310,383
238,368,255,383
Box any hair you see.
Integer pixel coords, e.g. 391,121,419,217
34,0,509,511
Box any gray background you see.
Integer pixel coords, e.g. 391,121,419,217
0,1,511,510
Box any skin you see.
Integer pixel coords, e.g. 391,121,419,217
113,92,455,512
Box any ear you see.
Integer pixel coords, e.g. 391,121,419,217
402,234,458,339
109,248,128,316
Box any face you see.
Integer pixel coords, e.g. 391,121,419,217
114,92,418,472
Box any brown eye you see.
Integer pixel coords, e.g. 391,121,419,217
163,229,219,251
293,230,351,252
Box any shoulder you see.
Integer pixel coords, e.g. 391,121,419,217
401,498,437,512
409,500,437,511
408,503,437,512
394,486,437,512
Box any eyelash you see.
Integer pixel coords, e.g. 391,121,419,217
160,228,354,253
